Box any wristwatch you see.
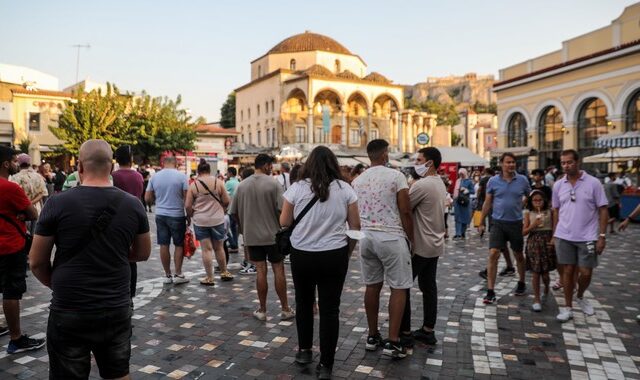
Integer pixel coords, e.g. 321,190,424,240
598,233,606,239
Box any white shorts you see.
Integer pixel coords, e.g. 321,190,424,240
359,231,413,289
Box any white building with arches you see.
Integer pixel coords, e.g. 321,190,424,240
235,31,436,153
493,3,640,172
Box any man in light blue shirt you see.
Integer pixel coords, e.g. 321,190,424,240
478,152,531,304
145,156,189,284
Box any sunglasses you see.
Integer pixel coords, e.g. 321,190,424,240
570,189,576,202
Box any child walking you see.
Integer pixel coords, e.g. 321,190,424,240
523,190,557,312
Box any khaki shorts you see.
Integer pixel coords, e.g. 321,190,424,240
359,231,413,289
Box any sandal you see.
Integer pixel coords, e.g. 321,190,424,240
552,280,563,291
200,277,215,286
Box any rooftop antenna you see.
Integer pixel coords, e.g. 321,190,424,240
72,43,91,84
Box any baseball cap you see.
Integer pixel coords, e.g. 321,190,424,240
17,153,31,166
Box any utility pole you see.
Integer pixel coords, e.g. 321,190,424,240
72,43,91,84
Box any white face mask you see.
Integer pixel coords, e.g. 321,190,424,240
413,163,430,177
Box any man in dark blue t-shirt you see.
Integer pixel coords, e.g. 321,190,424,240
30,139,151,380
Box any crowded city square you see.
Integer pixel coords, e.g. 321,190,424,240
1,1,640,379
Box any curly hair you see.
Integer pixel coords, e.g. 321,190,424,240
299,146,343,202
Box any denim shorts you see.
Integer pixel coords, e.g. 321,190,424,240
155,215,186,246
47,305,132,379
194,223,226,242
0,250,27,300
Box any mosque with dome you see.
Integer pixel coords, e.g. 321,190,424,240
234,31,448,155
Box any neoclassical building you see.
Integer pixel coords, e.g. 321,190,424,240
493,3,640,171
235,32,438,153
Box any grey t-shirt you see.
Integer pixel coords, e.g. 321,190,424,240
229,173,283,246
410,176,447,258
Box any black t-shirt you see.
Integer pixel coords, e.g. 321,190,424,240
36,186,149,310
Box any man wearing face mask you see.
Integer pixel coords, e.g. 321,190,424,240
399,147,447,347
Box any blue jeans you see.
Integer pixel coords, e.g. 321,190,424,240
228,217,238,249
455,222,468,237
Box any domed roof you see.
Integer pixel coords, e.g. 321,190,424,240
269,31,352,55
336,70,360,80
304,64,335,78
364,72,391,84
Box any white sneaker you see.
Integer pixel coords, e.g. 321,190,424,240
556,307,573,322
163,275,173,284
253,309,267,321
173,274,190,285
280,308,295,320
576,297,594,316
531,303,542,312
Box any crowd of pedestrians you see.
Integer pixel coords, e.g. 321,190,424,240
0,137,638,379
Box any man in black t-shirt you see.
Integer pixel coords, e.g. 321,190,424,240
30,139,151,380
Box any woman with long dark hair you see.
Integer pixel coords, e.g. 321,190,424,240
280,146,360,379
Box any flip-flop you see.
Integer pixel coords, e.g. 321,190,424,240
200,278,215,286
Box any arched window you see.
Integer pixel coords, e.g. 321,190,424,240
578,98,608,152
265,101,269,114
538,106,563,168
625,89,640,132
290,59,296,71
335,59,341,73
507,113,527,147
578,98,609,172
370,128,379,141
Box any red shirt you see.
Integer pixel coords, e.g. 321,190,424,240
112,169,144,198
0,177,30,255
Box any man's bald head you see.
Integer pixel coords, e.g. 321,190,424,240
78,139,113,177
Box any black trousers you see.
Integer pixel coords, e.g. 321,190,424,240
290,245,349,368
401,255,439,332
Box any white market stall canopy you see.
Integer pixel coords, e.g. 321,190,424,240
595,131,640,149
582,147,640,163
438,147,489,167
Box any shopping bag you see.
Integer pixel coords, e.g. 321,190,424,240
473,210,483,228
184,228,197,259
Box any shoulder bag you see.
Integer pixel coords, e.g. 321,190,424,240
0,213,32,254
275,195,318,256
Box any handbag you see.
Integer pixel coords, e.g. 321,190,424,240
184,227,197,259
275,195,319,256
0,213,32,254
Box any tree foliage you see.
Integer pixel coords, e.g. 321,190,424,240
51,83,197,161
405,98,461,127
220,92,236,129
472,101,497,114
451,131,463,146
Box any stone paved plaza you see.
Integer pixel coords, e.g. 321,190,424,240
1,217,639,380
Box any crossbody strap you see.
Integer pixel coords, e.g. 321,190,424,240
54,190,128,269
0,213,27,239
282,173,287,190
289,195,319,232
196,179,224,208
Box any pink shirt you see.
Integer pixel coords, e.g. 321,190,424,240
552,171,608,242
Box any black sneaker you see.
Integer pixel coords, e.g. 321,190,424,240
413,328,437,345
399,332,414,348
316,363,332,380
0,326,8,337
382,340,407,359
483,291,497,305
295,349,312,365
498,267,516,277
365,332,383,351
515,281,526,296
478,269,488,280
7,335,45,354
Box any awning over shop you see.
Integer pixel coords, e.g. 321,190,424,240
489,147,536,157
582,147,640,163
595,131,640,149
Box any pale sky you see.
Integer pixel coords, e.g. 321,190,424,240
0,0,636,121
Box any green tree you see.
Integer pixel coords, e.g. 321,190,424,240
472,101,497,114
405,98,461,126
130,93,197,163
451,131,463,146
51,83,133,155
220,92,236,129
